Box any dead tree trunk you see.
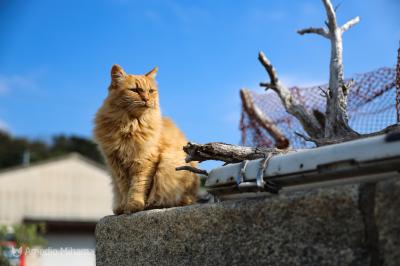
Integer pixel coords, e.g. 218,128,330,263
298,0,360,138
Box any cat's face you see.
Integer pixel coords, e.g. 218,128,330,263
108,64,159,116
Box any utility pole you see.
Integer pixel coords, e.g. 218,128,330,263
22,150,30,167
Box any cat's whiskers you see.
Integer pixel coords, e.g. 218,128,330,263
120,96,146,108
131,101,147,107
124,101,148,113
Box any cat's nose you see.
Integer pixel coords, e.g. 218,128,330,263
143,97,151,107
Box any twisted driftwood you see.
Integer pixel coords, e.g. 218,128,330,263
183,142,287,164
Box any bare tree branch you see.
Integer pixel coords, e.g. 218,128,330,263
322,0,337,30
258,51,323,139
259,82,273,88
334,2,341,12
258,51,279,85
240,89,289,149
318,87,329,98
176,166,209,176
342,79,355,96
297,27,330,39
295,131,314,142
341,16,360,33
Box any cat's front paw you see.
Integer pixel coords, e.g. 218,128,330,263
124,200,145,214
113,204,125,215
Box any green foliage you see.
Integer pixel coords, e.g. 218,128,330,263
0,130,104,170
49,135,104,164
0,255,10,266
0,132,30,170
7,224,47,248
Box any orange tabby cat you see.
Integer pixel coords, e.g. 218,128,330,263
94,65,199,214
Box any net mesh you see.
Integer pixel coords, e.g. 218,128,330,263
240,66,399,149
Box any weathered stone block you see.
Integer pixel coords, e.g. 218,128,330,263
96,177,400,266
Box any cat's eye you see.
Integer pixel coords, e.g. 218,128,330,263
149,89,155,93
129,88,143,93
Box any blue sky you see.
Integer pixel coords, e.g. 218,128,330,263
0,0,399,147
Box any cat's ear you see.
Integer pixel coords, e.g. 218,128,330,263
111,64,126,83
145,67,158,79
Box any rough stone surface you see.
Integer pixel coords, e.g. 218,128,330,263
376,178,400,266
96,178,400,266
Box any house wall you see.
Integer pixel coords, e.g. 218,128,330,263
0,154,113,266
0,154,113,224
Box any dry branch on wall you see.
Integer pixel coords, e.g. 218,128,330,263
183,142,288,164
178,124,400,168
179,124,400,167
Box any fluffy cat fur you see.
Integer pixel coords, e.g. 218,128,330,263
94,65,199,214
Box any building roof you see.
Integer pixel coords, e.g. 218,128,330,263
0,153,113,224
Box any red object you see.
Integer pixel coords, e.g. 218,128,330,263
20,247,25,266
0,241,24,266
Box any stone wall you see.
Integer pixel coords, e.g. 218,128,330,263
96,177,400,266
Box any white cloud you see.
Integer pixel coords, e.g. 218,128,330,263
245,73,327,91
166,1,211,25
0,71,43,134
0,72,42,95
143,3,211,32
0,79,9,94
279,74,327,88
244,8,286,25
